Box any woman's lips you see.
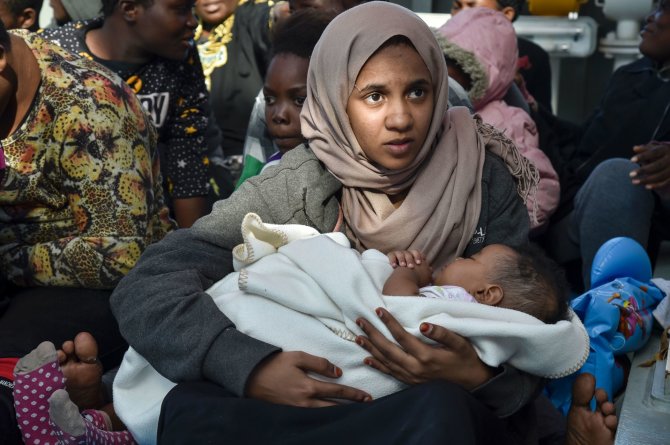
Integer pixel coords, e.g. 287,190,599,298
384,139,413,155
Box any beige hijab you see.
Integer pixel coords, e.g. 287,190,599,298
301,1,537,266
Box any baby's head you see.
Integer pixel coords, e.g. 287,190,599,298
434,244,569,323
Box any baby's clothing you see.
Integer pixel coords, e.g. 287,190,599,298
419,285,477,303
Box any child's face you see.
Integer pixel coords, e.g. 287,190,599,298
446,63,472,92
264,53,309,153
195,0,238,26
133,0,198,62
346,43,434,171
451,0,516,21
451,0,500,15
640,0,670,63
433,244,513,300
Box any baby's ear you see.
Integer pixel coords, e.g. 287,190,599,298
481,284,504,306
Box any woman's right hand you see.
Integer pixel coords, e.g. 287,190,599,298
245,351,372,407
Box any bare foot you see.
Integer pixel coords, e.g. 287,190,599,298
58,332,105,410
565,373,617,445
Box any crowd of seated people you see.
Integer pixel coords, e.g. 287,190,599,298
1,0,668,443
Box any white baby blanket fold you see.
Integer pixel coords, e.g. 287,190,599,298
114,213,589,445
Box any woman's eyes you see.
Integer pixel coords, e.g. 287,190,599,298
408,88,426,100
363,89,426,105
294,97,306,106
264,95,276,105
364,92,384,104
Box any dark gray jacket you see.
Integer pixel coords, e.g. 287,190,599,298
110,145,534,418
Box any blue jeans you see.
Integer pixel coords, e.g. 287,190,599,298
546,158,666,288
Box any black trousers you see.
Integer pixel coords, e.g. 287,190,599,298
0,285,127,443
158,380,517,445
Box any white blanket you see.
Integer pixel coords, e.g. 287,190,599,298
114,213,589,444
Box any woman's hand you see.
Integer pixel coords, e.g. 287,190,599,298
245,351,372,407
631,142,670,197
355,308,497,390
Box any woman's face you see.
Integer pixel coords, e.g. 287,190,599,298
264,53,309,153
195,0,238,25
346,43,434,171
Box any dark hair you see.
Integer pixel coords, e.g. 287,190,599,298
497,0,525,21
374,34,416,57
3,0,43,16
101,0,153,17
490,244,570,324
270,9,335,60
0,19,10,49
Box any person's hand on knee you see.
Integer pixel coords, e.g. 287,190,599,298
630,141,670,198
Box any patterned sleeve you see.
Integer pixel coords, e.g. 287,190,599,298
161,50,211,199
2,75,173,289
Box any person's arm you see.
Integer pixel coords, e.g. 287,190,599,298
1,98,170,289
382,267,424,296
172,196,208,228
382,250,432,296
112,149,368,403
163,51,212,227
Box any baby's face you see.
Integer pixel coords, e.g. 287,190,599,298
433,244,513,297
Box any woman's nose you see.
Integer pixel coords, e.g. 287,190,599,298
385,101,413,131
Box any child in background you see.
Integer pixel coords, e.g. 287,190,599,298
0,0,42,31
236,9,334,186
450,0,552,112
42,0,216,228
194,0,285,181
436,7,559,234
385,244,569,324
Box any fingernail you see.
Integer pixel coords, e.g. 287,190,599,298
646,185,653,190
631,156,639,163
356,319,364,328
375,308,383,318
363,396,372,402
364,359,372,366
632,179,640,185
335,366,342,377
355,336,364,346
629,170,637,177
420,323,431,334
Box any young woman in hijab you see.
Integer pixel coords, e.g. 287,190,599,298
110,2,546,443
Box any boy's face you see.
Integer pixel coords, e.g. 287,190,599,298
194,0,238,26
346,43,434,171
264,53,309,153
133,0,198,61
433,244,513,300
640,0,670,64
